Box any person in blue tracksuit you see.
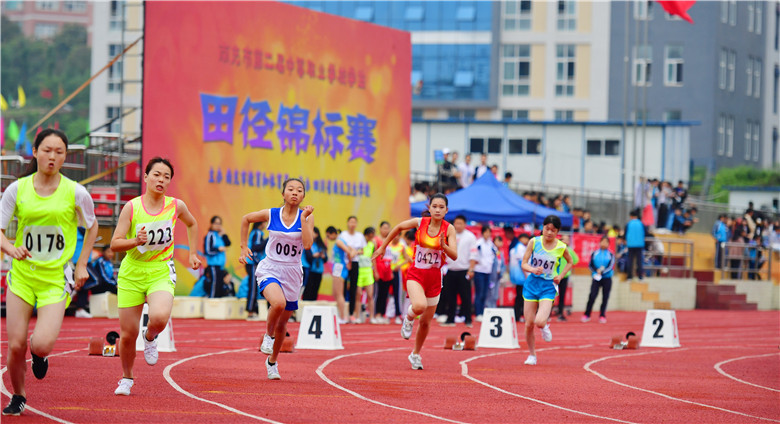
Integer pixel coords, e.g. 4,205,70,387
245,221,267,318
625,209,646,280
582,236,615,323
204,215,232,298
712,214,730,269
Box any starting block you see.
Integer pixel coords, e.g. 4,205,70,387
444,332,476,350
88,331,121,356
610,332,640,350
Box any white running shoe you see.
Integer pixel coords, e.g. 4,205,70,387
408,352,423,370
142,331,158,366
266,358,280,380
436,315,448,323
541,324,552,342
74,308,92,318
475,315,483,322
394,316,402,325
114,378,134,395
401,315,413,340
524,355,537,365
260,334,274,355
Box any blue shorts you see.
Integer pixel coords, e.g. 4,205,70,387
258,277,298,311
331,262,349,279
522,275,558,302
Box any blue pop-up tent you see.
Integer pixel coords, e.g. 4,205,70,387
411,173,573,227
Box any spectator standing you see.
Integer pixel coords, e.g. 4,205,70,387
245,221,267,319
744,208,757,239
437,148,456,191
301,227,326,301
712,214,730,269
474,154,489,181
625,209,646,281
440,215,477,327
484,236,506,310
340,216,366,321
503,172,513,188
457,153,474,189
582,236,615,323
553,234,578,321
473,226,496,321
728,222,747,279
508,233,530,322
204,216,232,298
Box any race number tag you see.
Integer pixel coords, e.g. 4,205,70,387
22,225,66,262
136,220,174,253
530,254,557,279
414,246,441,270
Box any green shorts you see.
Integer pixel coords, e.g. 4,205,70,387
7,263,74,309
357,267,374,288
117,258,176,308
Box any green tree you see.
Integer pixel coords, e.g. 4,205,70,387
1,16,90,147
710,166,780,203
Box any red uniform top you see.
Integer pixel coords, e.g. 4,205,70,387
406,217,450,298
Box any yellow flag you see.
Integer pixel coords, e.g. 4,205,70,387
17,85,26,108
0,94,7,111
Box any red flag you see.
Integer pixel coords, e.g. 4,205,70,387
656,0,695,24
40,88,53,99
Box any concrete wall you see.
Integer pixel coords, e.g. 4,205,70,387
570,276,697,312
722,279,780,310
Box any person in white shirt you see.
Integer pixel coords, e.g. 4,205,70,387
474,154,489,181
339,216,366,322
440,215,478,326
473,225,496,321
457,154,474,189
509,233,530,322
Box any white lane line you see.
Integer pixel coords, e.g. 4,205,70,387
316,347,471,424
1,348,84,424
584,349,780,423
714,352,780,392
460,346,638,424
162,348,284,424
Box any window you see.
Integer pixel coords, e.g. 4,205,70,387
555,44,576,96
747,57,754,96
717,115,726,155
454,71,475,87
748,1,755,32
754,58,762,98
108,44,123,92
504,1,532,31
63,1,86,12
557,1,576,30
354,6,374,21
729,0,736,26
605,140,620,156
774,65,779,114
508,139,523,154
756,1,762,34
3,1,22,10
719,49,727,90
501,45,531,96
109,0,123,30
526,139,541,154
753,122,760,161
745,120,753,160
664,45,683,86
405,6,424,21
34,23,58,39
107,107,121,132
456,6,476,21
411,109,423,119
632,109,648,122
587,140,602,155
726,115,734,157
720,1,728,23
664,110,682,121
502,110,529,120
728,51,736,92
554,110,574,121
35,1,58,11
634,0,653,20
470,138,485,154
488,138,502,154
449,109,476,120
632,45,652,87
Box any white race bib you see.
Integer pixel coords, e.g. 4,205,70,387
136,220,173,253
414,246,441,270
22,225,66,261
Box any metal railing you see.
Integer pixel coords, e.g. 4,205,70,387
719,242,775,281
642,237,695,279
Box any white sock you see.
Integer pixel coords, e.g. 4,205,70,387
407,305,415,320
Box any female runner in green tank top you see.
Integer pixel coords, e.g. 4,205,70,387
0,129,98,416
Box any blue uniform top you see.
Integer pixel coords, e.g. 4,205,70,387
247,228,267,264
589,249,615,278
332,237,347,265
310,242,325,273
626,218,646,248
264,207,304,265
204,230,226,267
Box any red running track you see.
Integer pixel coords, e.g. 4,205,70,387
2,310,778,423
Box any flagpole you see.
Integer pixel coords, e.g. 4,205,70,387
620,1,630,222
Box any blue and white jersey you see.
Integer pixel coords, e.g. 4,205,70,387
264,207,304,266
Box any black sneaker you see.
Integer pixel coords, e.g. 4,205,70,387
31,352,48,380
2,395,26,416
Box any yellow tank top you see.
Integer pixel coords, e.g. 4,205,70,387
124,196,177,263
11,174,78,281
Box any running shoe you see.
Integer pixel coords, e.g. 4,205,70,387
75,308,92,318
408,353,423,370
557,315,568,322
599,316,608,324
260,334,274,355
142,330,158,366
541,324,552,342
401,315,414,340
581,315,591,323
31,352,48,380
114,378,134,396
266,357,280,380
524,355,537,365
2,395,26,416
